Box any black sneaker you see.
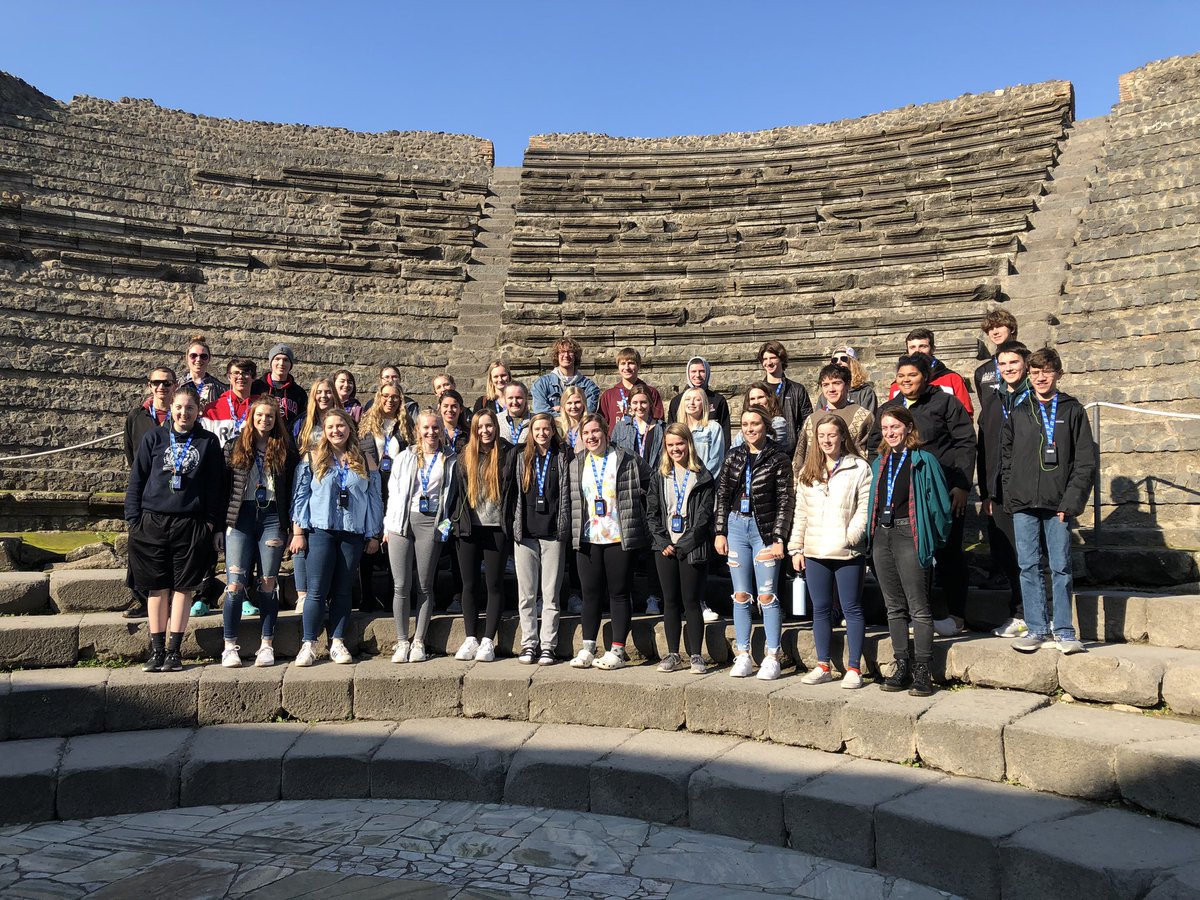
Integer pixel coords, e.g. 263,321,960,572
537,648,556,666
880,658,911,692
123,601,147,620
518,646,538,665
908,661,934,697
143,650,165,673
161,650,183,673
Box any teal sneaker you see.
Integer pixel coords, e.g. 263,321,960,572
190,600,211,617
241,600,259,617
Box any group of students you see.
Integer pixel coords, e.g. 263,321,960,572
124,316,1095,693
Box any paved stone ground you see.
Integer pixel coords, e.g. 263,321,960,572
0,799,954,899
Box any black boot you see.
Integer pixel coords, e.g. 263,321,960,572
880,657,911,692
909,661,934,697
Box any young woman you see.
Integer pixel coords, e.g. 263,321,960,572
289,408,383,666
509,413,570,665
569,413,651,671
714,406,794,680
219,397,299,668
334,369,363,423
556,385,587,455
181,335,224,409
357,384,415,611
789,414,873,688
439,389,470,455
450,407,514,662
646,423,715,674
382,408,456,663
868,407,952,697
125,390,226,672
610,384,664,466
294,378,338,450
474,360,512,415
677,387,726,479
730,383,789,450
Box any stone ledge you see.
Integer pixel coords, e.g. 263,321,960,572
0,571,49,615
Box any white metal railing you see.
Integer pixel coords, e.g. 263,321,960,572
0,431,122,464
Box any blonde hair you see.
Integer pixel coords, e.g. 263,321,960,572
359,384,415,446
298,377,336,450
462,407,502,507
412,409,445,472
797,414,862,487
482,360,511,403
557,384,587,438
658,422,703,477
311,408,367,481
675,387,710,428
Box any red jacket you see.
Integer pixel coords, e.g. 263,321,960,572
202,390,253,448
599,380,665,432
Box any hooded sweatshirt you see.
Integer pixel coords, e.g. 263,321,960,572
666,356,731,440
125,423,226,528
251,374,307,429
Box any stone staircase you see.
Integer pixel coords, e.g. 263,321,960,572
449,166,519,397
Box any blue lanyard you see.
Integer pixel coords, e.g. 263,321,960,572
494,398,504,414
335,457,350,491
828,455,845,479
535,449,551,497
169,430,194,474
635,423,649,457
671,467,691,517
446,426,458,446
227,395,247,435
254,450,267,486
383,432,395,459
1038,394,1059,444
885,450,908,508
568,429,578,450
589,451,609,498
1000,388,1030,421
419,449,440,494
774,381,784,397
509,416,525,444
743,458,753,497
193,375,207,398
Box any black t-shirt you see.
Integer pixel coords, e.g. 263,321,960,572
522,450,559,539
878,451,912,521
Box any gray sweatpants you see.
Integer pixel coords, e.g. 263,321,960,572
514,536,565,651
388,511,442,643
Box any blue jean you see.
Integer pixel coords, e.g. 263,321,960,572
805,557,866,669
222,501,285,641
293,547,308,597
1013,509,1075,640
302,530,365,642
726,513,782,651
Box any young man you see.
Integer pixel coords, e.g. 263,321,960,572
757,340,813,458
878,354,976,633
793,363,874,470
974,310,1019,417
599,347,665,430
888,328,974,416
667,355,731,440
531,336,601,415
977,341,1032,637
497,381,532,445
1002,348,1096,655
251,344,306,429
202,359,257,448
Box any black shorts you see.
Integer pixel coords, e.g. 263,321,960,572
128,511,213,593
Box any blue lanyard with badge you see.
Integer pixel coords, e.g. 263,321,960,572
879,449,908,527
508,415,525,444
635,423,649,458
535,449,552,514
740,458,752,514
1038,394,1059,466
670,467,690,533
618,387,629,416
227,395,247,437
380,430,396,473
418,449,441,514
590,452,610,517
335,457,351,509
1000,389,1030,422
168,430,194,491
254,450,269,507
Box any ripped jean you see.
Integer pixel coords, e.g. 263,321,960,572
726,512,782,652
223,500,285,641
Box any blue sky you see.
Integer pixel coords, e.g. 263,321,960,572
5,1,1199,165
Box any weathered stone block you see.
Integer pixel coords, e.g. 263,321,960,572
78,613,149,661
1000,809,1200,899
461,660,531,719
371,718,537,802
840,688,942,763
104,665,201,732
57,728,192,819
197,664,285,725
1144,595,1200,650
0,737,63,825
916,688,1048,781
180,723,307,807
1058,643,1182,707
503,723,636,811
0,616,78,668
683,672,787,739
946,637,1059,693
1116,737,1200,825
767,679,848,752
783,757,946,868
9,668,108,739
876,777,1086,900
352,657,466,720
49,569,129,613
0,571,49,614
1146,861,1200,900
589,729,741,827
281,662,353,722
282,721,395,800
1162,661,1200,716
1074,592,1148,643
528,663,685,730
688,742,845,845
1004,702,1197,799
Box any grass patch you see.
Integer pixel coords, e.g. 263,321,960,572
75,655,136,669
0,531,121,554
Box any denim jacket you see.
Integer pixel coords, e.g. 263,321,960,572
292,458,384,538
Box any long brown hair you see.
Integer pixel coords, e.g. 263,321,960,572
462,407,502,507
360,384,415,446
311,407,367,481
876,406,924,456
659,422,702,477
741,381,782,419
797,413,861,487
230,397,290,474
298,377,337,450
521,413,561,492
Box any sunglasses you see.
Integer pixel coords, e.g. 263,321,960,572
188,352,210,361
832,355,851,364
150,379,175,388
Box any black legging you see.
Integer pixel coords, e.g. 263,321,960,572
654,551,705,656
457,526,508,641
576,542,632,646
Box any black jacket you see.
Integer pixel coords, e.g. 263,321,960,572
449,440,515,539
126,424,226,528
1001,391,1096,517
714,441,794,545
251,375,307,430
124,401,170,465
974,358,1004,418
508,446,572,542
568,445,651,551
774,377,814,459
878,387,976,492
224,441,300,532
976,378,1031,502
646,466,716,565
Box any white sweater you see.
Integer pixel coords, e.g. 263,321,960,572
787,455,873,560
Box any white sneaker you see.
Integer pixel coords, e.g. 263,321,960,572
841,670,864,689
254,644,275,667
391,640,411,664
757,654,782,681
701,603,719,623
295,641,317,667
221,646,242,668
454,637,480,660
645,596,662,615
992,618,1029,638
933,616,963,637
595,648,627,670
570,645,595,668
801,664,832,685
730,652,755,678
329,641,353,665
409,640,427,662
475,637,496,662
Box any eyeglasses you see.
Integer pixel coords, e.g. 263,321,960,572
150,380,174,388
832,355,851,364
229,371,251,380
188,352,210,361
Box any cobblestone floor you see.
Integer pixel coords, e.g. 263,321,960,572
0,799,956,898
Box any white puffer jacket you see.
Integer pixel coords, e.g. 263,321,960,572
787,455,872,560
